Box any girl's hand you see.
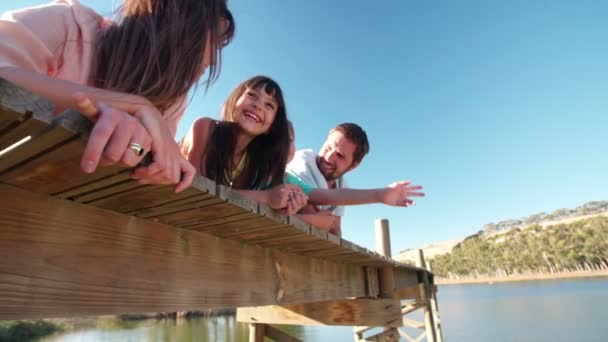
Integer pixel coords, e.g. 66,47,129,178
266,184,302,211
286,190,308,215
130,104,196,193
73,93,152,172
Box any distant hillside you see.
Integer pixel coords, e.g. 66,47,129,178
395,201,608,267
429,215,608,279
481,201,608,234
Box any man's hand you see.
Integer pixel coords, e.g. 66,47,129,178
381,180,425,207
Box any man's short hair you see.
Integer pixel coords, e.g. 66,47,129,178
330,123,370,165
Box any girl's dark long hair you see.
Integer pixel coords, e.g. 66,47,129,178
205,76,290,189
93,0,235,113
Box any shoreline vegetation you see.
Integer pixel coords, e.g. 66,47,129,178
425,215,608,285
436,269,608,285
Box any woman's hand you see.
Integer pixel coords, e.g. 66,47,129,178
73,93,151,172
73,93,195,193
129,105,195,193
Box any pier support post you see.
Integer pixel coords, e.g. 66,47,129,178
354,219,398,342
249,323,265,342
416,249,440,342
424,261,444,342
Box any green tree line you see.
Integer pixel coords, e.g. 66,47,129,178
430,216,608,279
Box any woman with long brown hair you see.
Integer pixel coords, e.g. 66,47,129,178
180,75,308,214
0,0,234,192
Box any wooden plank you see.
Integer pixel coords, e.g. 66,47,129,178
217,223,289,238
398,328,420,342
237,299,402,327
0,125,75,174
255,234,319,249
244,229,307,243
0,78,54,124
394,267,421,290
0,184,368,319
363,327,399,342
235,227,305,244
130,196,223,219
0,104,23,132
365,267,380,298
264,324,302,342
301,248,359,258
85,180,215,212
403,318,425,330
401,302,423,316
182,212,259,228
0,136,125,194
395,284,426,302
249,323,265,342
147,202,249,227
217,185,258,213
55,171,132,198
196,217,284,236
0,117,47,152
74,180,144,203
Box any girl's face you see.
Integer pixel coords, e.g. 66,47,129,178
234,86,279,137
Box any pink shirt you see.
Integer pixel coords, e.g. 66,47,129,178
0,0,185,136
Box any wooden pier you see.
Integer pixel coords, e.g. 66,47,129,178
0,79,442,341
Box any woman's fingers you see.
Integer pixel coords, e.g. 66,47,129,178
175,159,196,193
102,111,136,165
81,103,120,173
72,92,99,121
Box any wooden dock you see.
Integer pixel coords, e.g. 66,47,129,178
0,79,442,341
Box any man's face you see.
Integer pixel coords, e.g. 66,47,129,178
317,131,359,181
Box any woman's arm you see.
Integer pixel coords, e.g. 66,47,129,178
0,67,152,115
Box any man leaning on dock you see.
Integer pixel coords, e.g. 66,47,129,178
286,123,369,236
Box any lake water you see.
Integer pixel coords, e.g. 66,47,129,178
41,277,608,341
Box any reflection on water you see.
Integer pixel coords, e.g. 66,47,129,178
40,278,608,342
41,315,350,342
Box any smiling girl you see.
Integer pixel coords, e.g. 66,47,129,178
180,75,307,214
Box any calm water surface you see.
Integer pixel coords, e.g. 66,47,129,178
41,277,608,341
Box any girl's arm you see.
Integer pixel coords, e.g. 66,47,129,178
307,181,424,207
179,117,215,175
237,185,308,216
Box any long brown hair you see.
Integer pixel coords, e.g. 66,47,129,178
93,0,235,113
205,76,290,189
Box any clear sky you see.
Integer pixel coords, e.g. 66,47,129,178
3,1,607,254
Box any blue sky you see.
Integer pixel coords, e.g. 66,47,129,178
3,1,607,254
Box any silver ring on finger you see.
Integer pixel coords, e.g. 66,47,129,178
129,142,145,157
